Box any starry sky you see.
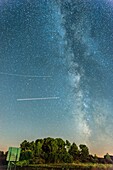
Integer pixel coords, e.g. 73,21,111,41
0,0,113,156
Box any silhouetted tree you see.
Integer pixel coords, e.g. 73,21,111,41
0,151,7,165
79,144,89,162
104,153,113,164
20,140,31,151
68,143,79,161
65,140,71,151
19,137,96,164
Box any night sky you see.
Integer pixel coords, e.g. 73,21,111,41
0,0,113,156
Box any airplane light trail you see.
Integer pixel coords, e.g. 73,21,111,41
0,72,51,78
17,97,60,101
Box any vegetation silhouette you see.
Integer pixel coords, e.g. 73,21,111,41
18,137,113,165
1,137,113,169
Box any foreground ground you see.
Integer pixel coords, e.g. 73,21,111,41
26,163,113,170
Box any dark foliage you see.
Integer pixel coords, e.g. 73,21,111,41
19,137,110,165
0,151,7,165
0,137,113,165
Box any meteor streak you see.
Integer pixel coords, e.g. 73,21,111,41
17,97,60,101
0,72,51,78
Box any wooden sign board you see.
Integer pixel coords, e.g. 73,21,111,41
6,147,21,162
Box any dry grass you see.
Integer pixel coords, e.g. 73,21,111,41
29,163,113,169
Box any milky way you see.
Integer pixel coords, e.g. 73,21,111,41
59,0,113,155
0,0,113,155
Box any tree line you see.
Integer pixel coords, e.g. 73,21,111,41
0,137,113,165
19,137,113,165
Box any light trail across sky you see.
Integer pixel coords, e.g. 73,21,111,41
0,72,51,78
17,97,60,101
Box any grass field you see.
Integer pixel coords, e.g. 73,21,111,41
27,163,113,170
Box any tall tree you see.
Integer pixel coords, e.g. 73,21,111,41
79,144,89,162
65,140,71,152
68,143,79,160
20,140,31,151
42,137,58,163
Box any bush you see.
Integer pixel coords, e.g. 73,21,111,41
32,157,45,164
16,160,29,167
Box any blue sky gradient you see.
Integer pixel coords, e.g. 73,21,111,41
0,0,113,156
